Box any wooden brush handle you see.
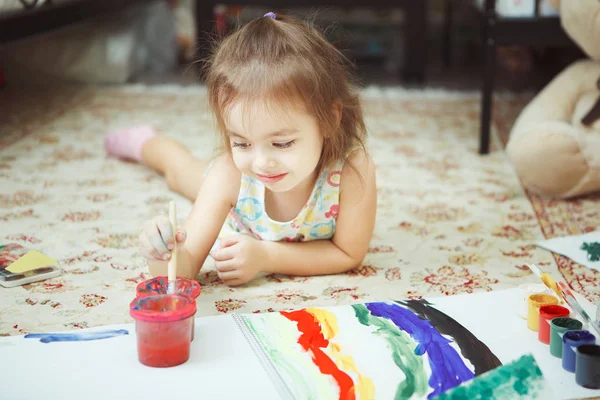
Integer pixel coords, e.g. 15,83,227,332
167,201,178,293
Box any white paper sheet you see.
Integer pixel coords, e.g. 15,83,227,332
0,315,281,400
0,288,599,400
536,230,600,271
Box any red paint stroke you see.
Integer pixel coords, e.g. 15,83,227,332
280,310,355,400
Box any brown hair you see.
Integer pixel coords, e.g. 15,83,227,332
203,13,366,174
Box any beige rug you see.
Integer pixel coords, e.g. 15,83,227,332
1,85,597,336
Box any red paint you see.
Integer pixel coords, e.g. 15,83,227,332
130,294,196,367
130,294,196,323
136,276,201,299
538,305,570,344
281,310,355,400
136,318,192,368
135,277,201,341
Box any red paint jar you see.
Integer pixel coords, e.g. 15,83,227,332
136,276,201,299
538,305,570,344
136,276,201,341
130,294,196,368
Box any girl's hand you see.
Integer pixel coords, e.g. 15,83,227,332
138,215,187,262
210,234,266,286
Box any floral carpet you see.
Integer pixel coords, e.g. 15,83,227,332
1,85,598,336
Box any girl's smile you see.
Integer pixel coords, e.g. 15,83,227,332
255,172,288,184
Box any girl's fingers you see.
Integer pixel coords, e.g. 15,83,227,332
143,220,170,259
139,232,163,261
217,269,239,281
214,260,236,272
175,230,187,244
139,217,182,261
210,245,236,262
155,215,174,250
219,234,243,248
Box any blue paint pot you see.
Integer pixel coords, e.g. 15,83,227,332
562,330,596,373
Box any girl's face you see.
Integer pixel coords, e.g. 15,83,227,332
225,99,324,193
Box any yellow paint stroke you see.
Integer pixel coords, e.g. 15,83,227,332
540,273,564,304
307,308,375,399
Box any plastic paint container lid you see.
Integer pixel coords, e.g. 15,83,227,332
540,305,570,319
529,293,558,306
130,294,196,323
563,330,596,345
136,276,201,299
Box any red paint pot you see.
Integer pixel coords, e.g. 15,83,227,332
136,276,201,298
130,294,196,368
136,276,200,341
538,305,570,344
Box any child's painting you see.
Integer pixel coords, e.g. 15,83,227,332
536,229,600,271
433,354,554,400
242,299,506,400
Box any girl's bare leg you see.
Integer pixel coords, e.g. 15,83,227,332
140,136,208,201
104,126,207,201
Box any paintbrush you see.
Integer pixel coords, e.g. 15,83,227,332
557,281,600,338
167,201,178,295
527,263,563,301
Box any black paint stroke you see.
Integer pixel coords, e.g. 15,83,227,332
395,299,503,375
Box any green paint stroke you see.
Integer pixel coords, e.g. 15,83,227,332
581,241,600,262
432,354,547,400
352,304,429,400
245,316,319,400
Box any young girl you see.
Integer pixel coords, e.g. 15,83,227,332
105,12,377,286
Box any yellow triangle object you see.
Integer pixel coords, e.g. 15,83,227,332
540,273,563,303
6,250,57,274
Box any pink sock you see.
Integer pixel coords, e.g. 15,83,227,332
104,125,157,163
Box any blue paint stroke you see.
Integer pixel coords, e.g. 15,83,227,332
366,303,474,398
24,329,129,343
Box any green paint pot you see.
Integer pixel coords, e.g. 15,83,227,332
550,317,583,358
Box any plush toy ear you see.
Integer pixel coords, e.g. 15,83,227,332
561,0,600,60
581,79,600,126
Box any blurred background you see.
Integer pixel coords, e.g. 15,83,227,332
0,0,584,91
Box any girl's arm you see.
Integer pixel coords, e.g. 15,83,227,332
262,150,377,276
147,154,240,279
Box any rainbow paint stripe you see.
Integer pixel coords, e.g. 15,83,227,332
281,309,375,400
245,300,502,400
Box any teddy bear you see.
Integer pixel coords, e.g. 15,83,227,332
506,0,600,199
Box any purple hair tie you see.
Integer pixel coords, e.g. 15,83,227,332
263,12,276,19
